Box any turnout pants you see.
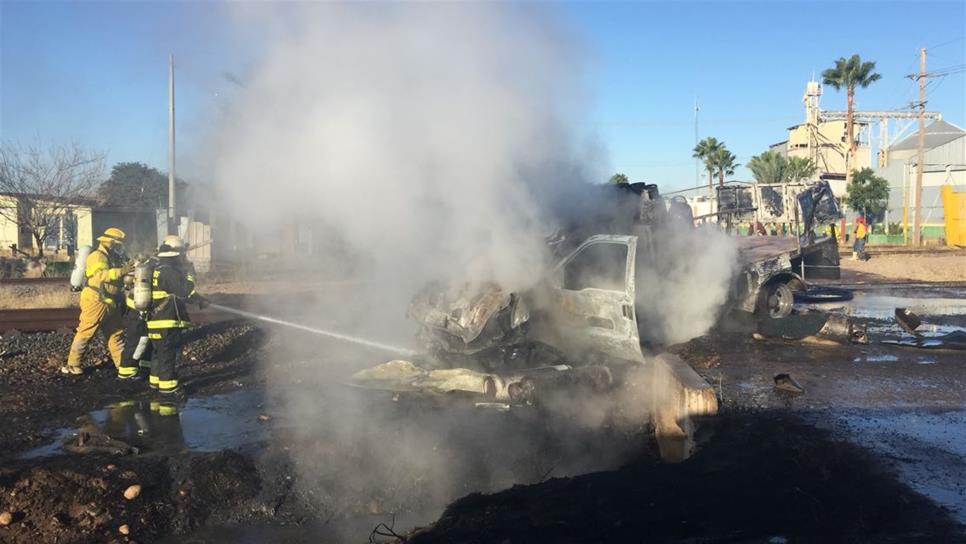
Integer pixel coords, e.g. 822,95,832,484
118,310,152,377
149,328,183,392
68,288,124,368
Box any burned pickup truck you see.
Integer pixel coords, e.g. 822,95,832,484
354,181,857,391
352,181,862,459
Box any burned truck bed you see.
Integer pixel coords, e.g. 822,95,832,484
732,234,840,317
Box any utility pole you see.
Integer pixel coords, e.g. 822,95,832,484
911,48,926,246
168,54,177,236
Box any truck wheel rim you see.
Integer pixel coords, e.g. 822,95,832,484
768,284,794,319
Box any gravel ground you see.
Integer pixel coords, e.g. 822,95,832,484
839,249,966,283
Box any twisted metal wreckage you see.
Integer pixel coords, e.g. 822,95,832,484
352,181,864,461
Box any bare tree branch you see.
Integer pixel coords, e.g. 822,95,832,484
0,143,105,256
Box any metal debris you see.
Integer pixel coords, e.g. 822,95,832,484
773,373,804,395
895,308,923,337
885,308,966,350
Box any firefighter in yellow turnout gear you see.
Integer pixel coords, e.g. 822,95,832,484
144,236,206,394
63,228,133,375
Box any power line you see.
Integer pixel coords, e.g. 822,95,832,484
925,36,965,50
925,64,966,77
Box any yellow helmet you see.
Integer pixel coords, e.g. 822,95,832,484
96,227,126,245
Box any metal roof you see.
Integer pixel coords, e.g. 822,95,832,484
889,120,965,151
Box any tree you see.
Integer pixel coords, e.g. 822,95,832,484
608,173,629,185
0,143,104,256
710,146,738,187
747,151,787,184
822,55,881,183
98,162,178,208
692,137,722,191
785,156,819,183
844,167,889,223
748,152,819,185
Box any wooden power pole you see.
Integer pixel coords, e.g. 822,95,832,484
911,48,926,246
168,54,177,236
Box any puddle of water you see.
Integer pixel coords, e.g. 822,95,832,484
19,389,270,459
805,293,966,320
827,409,966,524
861,354,900,363
868,322,965,338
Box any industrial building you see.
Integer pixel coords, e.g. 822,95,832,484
768,81,872,195
874,119,966,241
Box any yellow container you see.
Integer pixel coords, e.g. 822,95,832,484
941,185,966,247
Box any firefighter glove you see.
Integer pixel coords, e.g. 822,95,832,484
118,260,135,277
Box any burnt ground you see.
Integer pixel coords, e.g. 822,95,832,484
410,413,961,544
1,284,965,542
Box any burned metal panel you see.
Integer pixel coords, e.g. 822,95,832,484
797,180,843,228
529,235,645,364
756,184,787,221
734,251,796,314
716,186,757,222
408,282,529,356
797,236,841,280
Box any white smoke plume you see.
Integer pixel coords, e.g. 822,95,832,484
201,3,737,532
635,224,739,346
210,3,598,297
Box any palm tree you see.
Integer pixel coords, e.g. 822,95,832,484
747,151,787,184
786,156,819,183
710,146,738,187
692,137,722,191
822,55,881,182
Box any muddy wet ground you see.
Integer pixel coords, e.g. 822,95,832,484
1,282,965,542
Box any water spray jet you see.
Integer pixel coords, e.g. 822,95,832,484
208,303,417,357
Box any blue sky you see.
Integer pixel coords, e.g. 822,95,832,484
2,1,963,191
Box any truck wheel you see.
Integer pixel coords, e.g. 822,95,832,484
759,281,794,319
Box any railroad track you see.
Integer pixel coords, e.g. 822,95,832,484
0,307,237,333
0,307,79,332
0,276,70,286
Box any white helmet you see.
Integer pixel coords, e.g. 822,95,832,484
158,235,186,257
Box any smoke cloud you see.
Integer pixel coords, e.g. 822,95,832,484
203,3,737,533
210,3,598,296
636,224,739,346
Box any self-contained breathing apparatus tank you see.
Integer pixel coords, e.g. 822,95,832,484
133,259,155,311
69,245,93,292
